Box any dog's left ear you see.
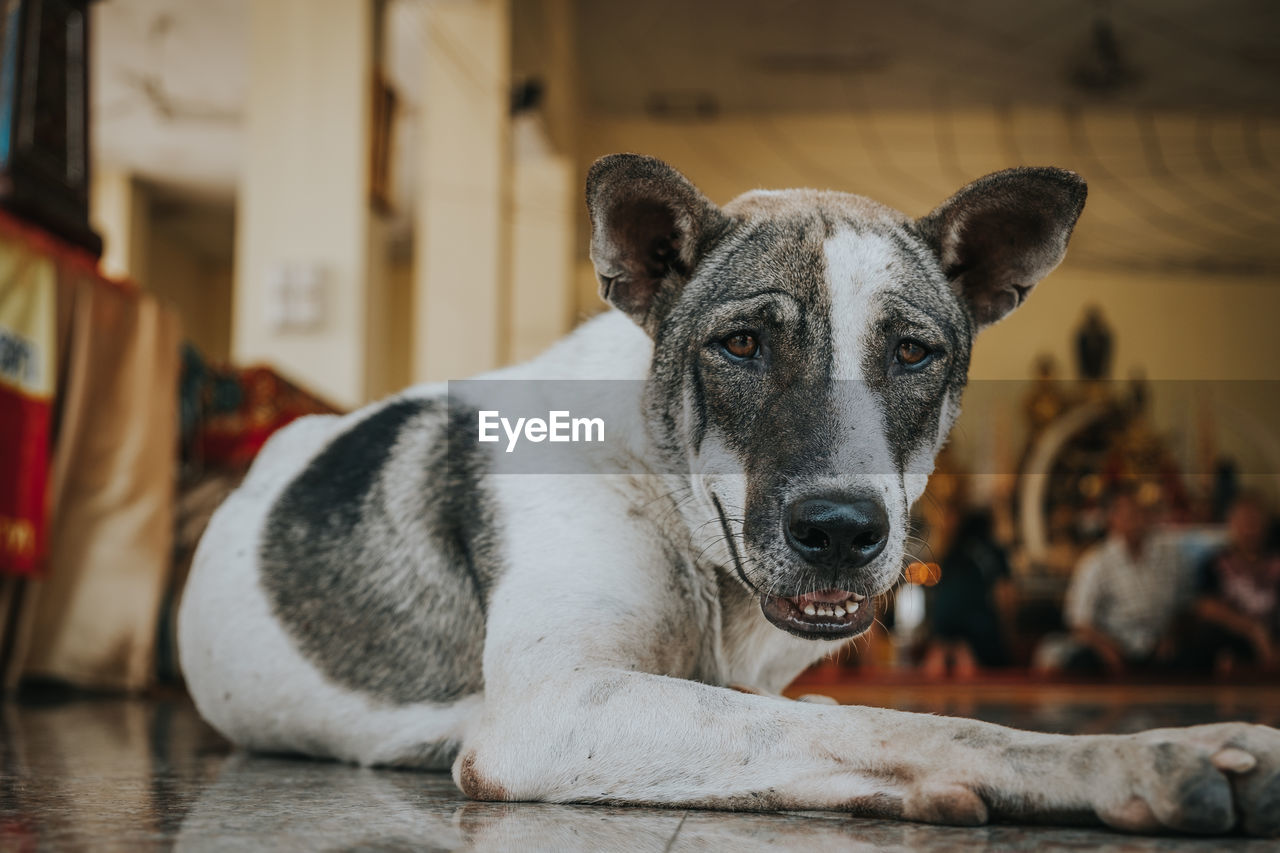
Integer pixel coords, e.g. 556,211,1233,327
916,167,1086,331
587,153,729,333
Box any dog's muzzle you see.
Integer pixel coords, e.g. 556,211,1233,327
759,588,876,639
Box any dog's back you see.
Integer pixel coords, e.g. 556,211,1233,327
179,393,488,766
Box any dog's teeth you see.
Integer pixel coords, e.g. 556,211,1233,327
803,604,817,616
847,601,859,613
849,593,865,602
833,606,845,617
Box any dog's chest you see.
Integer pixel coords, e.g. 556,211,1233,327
713,581,844,693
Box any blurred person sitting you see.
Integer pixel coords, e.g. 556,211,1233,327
1056,484,1186,675
1190,493,1280,674
922,507,1013,678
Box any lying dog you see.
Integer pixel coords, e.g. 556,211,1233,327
180,154,1280,835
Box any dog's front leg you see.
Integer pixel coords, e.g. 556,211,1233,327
457,671,1280,835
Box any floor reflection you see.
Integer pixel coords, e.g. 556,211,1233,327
2,689,1278,851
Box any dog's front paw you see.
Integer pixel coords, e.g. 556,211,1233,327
1096,723,1280,837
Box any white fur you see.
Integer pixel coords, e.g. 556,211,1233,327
821,231,909,587
823,230,897,383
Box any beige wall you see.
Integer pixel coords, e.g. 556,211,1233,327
970,266,1280,382
962,265,1280,497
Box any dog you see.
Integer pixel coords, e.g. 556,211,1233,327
179,154,1280,836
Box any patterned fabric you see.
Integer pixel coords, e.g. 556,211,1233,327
0,223,58,577
179,345,339,473
19,263,183,689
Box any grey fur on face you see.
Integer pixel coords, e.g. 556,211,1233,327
588,155,1085,609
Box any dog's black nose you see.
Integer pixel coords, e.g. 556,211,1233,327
785,497,889,569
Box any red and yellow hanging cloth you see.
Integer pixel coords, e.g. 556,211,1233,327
0,237,55,577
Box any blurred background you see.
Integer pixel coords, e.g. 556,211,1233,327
0,0,1278,694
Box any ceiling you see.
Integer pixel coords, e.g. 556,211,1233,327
93,0,1280,195
91,0,426,200
576,0,1280,114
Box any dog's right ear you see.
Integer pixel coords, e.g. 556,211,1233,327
586,154,728,333
916,167,1087,331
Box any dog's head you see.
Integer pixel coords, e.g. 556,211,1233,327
587,154,1085,640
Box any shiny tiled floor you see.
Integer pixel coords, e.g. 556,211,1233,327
3,685,1279,851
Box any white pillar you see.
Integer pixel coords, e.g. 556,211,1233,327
507,0,578,361
413,0,511,382
233,0,378,409
508,156,573,362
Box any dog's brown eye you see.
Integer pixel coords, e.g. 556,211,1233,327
722,332,759,360
897,340,929,366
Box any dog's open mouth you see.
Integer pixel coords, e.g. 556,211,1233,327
759,589,875,639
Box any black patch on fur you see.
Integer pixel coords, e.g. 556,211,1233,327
260,397,496,705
